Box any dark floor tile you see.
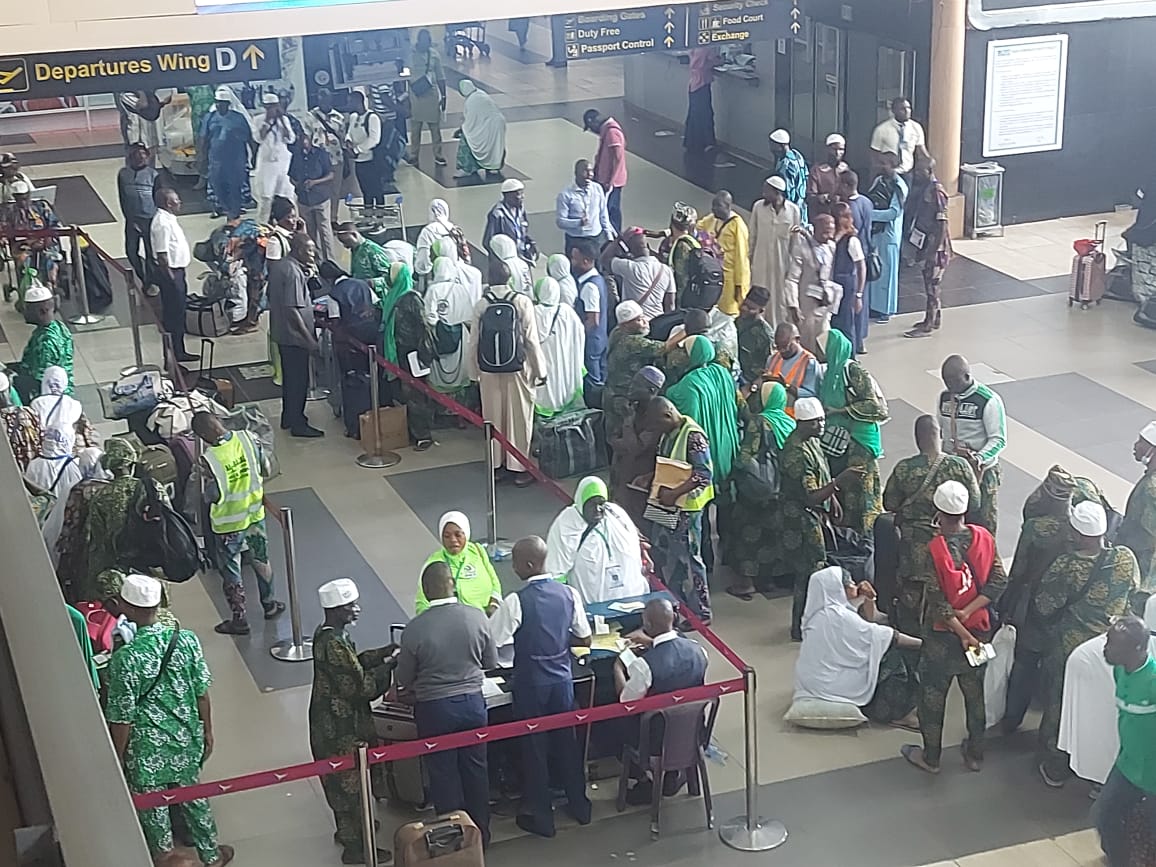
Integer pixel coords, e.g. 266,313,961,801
34,175,115,226
1031,273,1072,294
470,29,551,65
444,66,503,95
15,144,125,167
1137,359,1156,376
400,145,529,190
0,133,34,146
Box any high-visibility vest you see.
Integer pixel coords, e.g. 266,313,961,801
662,418,714,512
203,431,265,534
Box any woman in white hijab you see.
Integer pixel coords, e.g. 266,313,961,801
545,476,649,605
454,80,507,180
489,233,533,296
432,235,482,301
42,446,105,566
382,238,415,271
546,253,578,306
1059,594,1156,786
24,426,83,527
425,257,475,394
532,276,585,418
792,566,922,710
415,199,455,276
30,365,95,450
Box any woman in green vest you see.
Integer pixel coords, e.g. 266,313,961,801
417,511,502,614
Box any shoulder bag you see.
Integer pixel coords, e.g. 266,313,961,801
138,623,181,707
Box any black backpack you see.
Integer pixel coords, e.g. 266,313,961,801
477,291,525,374
681,237,724,310
121,469,205,583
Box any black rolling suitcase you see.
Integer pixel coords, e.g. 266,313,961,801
341,370,372,438
872,512,899,614
372,625,427,808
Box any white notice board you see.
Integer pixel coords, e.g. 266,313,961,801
982,34,1068,157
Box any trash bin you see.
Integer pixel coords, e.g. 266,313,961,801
960,162,1005,239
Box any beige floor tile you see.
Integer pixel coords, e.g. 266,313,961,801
1054,829,1106,866
956,839,1080,866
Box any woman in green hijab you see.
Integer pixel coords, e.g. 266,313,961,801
726,381,796,600
664,335,742,482
378,261,435,450
819,329,889,536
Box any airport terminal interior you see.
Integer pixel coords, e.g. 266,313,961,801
2,10,1155,867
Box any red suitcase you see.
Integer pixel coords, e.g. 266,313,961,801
1069,220,1108,308
394,813,485,867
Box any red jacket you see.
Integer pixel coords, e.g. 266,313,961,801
928,526,996,632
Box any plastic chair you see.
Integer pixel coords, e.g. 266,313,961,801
615,698,719,838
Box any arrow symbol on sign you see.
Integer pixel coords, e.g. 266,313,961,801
664,35,675,47
664,6,675,16
242,44,265,70
664,21,675,32
791,7,800,17
790,21,801,33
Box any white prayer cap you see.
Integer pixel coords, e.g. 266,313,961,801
261,91,280,105
616,299,643,324
794,397,825,422
319,578,359,609
24,282,52,304
825,133,846,146
769,129,791,145
1070,501,1108,537
766,176,787,192
1140,421,1156,447
9,179,30,195
214,86,232,101
121,573,163,608
933,480,969,516
500,178,524,193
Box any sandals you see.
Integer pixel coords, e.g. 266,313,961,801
725,586,755,602
901,744,940,775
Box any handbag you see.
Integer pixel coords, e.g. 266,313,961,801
410,73,433,98
866,248,883,282
735,426,781,504
819,423,851,458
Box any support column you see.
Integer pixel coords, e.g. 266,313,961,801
927,0,967,238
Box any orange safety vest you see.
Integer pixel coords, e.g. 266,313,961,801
767,349,815,418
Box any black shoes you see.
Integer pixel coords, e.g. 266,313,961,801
215,618,250,636
290,425,325,438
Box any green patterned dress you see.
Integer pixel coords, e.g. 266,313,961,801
779,427,832,636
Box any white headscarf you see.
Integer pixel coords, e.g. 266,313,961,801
439,510,471,544
415,199,454,275
426,257,477,328
793,567,895,706
42,446,105,564
382,239,415,270
25,428,82,508
490,234,532,295
546,253,578,306
458,79,507,172
30,365,83,436
533,277,585,417
432,236,483,312
544,478,648,604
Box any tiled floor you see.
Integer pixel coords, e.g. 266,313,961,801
8,15,1155,867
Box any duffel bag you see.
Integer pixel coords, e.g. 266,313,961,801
823,522,875,586
221,402,279,479
147,391,227,440
535,408,607,479
185,294,230,338
105,370,172,420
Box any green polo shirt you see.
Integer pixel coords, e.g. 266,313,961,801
1114,655,1156,793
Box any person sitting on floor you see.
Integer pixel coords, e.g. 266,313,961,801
793,566,922,726
545,476,650,605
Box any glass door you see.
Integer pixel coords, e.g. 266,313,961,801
876,43,915,124
788,19,846,161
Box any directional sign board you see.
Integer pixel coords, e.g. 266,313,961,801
692,0,795,45
0,40,281,100
561,7,685,59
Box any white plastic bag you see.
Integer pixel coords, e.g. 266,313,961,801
984,624,1017,728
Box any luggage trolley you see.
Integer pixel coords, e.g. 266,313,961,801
445,22,490,59
350,195,406,245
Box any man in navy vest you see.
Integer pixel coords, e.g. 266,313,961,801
491,536,593,836
615,597,709,803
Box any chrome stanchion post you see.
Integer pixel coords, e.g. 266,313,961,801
306,333,330,401
356,744,379,867
483,421,511,560
270,506,314,662
356,345,400,469
119,272,153,376
68,229,103,326
719,666,787,851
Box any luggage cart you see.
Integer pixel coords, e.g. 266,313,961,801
445,22,490,59
348,195,406,244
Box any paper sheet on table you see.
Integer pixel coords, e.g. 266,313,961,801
482,677,505,699
591,631,626,653
607,600,646,614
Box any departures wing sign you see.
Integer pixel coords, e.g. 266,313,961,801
0,40,280,100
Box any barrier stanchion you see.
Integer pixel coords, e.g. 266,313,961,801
67,229,103,326
270,505,314,662
356,345,400,469
482,421,511,560
356,745,380,867
718,666,787,852
306,339,330,402
118,272,153,377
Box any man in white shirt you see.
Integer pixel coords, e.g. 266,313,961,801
345,90,387,208
149,188,197,362
869,97,929,176
490,536,592,837
601,226,675,320
251,92,296,225
556,159,615,254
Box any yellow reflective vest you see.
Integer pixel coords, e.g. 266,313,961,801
203,431,265,534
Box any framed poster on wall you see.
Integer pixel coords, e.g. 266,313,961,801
982,33,1068,157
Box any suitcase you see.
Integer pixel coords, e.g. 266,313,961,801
342,370,372,438
1069,221,1108,309
394,813,484,867
139,443,178,492
534,408,607,479
186,294,231,337
872,512,899,614
372,702,427,807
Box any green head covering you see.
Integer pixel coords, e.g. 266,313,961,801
819,330,883,458
575,475,608,508
759,381,796,448
432,236,457,262
685,334,715,369
379,261,415,371
101,437,138,473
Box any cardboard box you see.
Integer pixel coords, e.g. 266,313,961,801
213,378,235,409
360,405,408,452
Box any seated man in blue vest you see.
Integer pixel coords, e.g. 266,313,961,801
614,597,709,804
491,535,593,837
